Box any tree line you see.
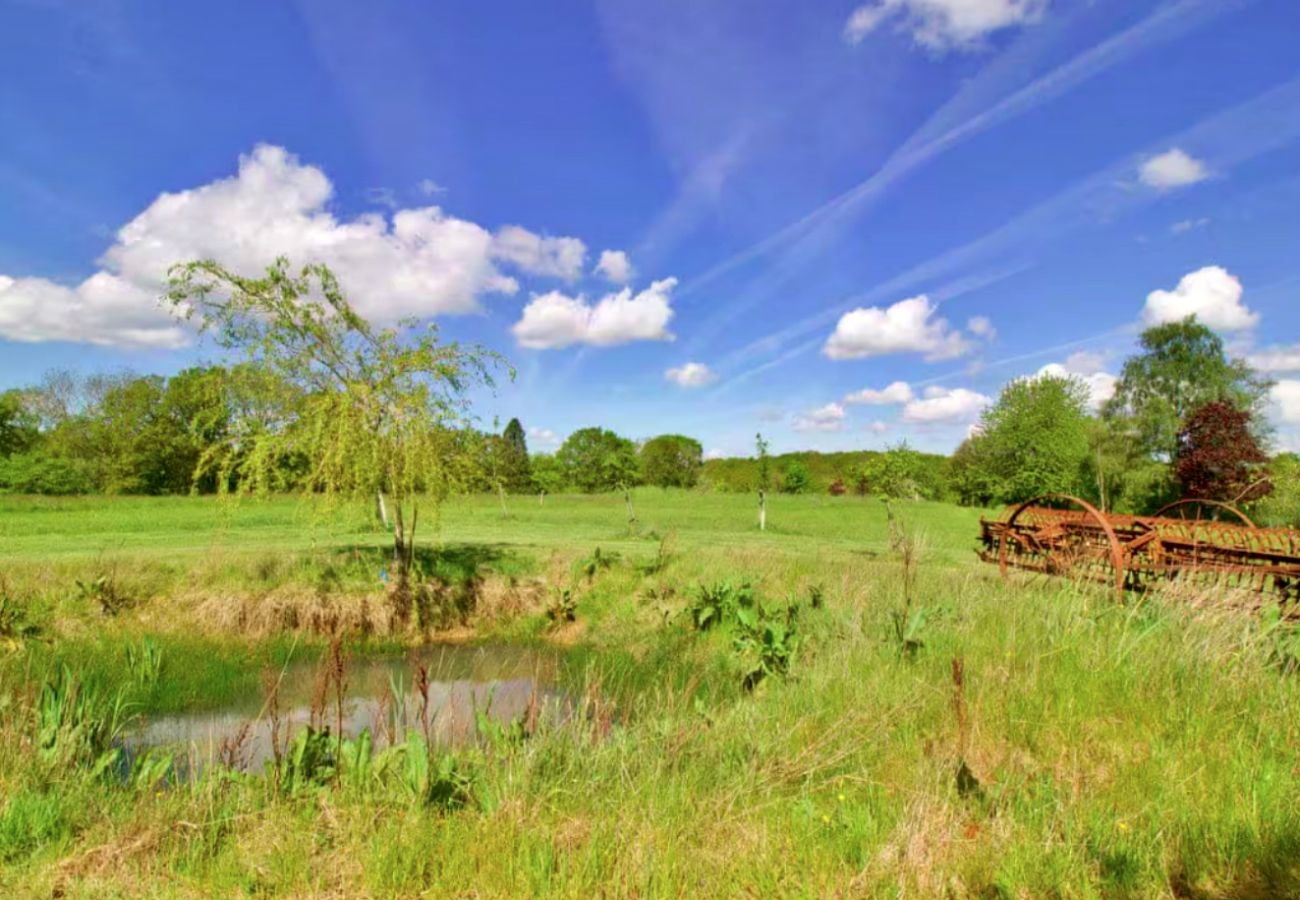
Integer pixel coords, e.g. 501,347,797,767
0,300,1295,524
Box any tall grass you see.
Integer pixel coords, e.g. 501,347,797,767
0,492,1297,895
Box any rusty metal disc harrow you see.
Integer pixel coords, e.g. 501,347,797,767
979,494,1300,602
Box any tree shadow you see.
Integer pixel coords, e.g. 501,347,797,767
334,542,513,585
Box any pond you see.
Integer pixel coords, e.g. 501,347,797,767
126,643,567,774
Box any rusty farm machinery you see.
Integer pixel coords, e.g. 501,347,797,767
979,494,1300,604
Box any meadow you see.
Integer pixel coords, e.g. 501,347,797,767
2,490,1299,897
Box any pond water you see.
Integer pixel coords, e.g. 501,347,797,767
126,643,566,773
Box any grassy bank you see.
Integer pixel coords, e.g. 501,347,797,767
1,492,1298,896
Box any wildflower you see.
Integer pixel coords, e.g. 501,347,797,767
1117,820,1130,833
837,793,846,803
822,814,831,824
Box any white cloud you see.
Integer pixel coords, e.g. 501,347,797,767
1271,380,1300,424
824,295,976,361
1141,265,1257,332
1063,349,1107,375
1036,362,1117,411
704,447,727,460
967,315,997,339
1171,217,1210,235
594,249,633,284
901,386,990,423
363,187,399,210
527,426,560,448
0,145,605,347
511,278,678,350
664,361,716,388
843,0,1047,52
793,402,847,432
490,225,587,281
1249,344,1300,374
1139,148,1208,190
845,380,914,405
867,420,892,434
417,178,446,196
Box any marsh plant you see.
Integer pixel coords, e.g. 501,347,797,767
124,637,163,687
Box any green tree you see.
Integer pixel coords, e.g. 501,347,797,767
0,390,39,458
977,373,1091,503
555,427,638,492
1103,317,1272,461
499,418,533,492
947,435,998,507
165,257,505,592
639,434,703,488
529,453,567,495
755,432,771,492
780,460,811,494
859,442,926,500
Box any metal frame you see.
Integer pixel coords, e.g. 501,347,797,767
980,496,1300,602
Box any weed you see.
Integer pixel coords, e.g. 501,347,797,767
687,580,756,631
885,500,927,658
278,726,336,791
395,734,479,811
1261,604,1300,674
36,665,132,774
125,637,163,688
74,571,132,617
545,587,577,626
638,530,677,575
0,589,41,650
576,546,620,584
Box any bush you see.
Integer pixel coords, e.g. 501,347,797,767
780,461,811,494
0,452,95,495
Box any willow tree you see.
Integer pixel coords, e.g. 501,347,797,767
165,257,506,593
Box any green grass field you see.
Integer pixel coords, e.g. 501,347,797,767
2,491,1299,897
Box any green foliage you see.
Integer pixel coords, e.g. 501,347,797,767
972,373,1092,503
576,546,620,583
703,448,951,497
499,418,534,492
780,460,811,494
639,434,703,489
0,390,39,458
556,427,638,492
278,726,337,792
74,573,132,617
755,432,771,492
1253,454,1300,527
0,451,95,495
165,257,506,582
684,580,803,688
0,788,68,863
394,733,479,811
0,590,41,650
528,453,567,494
545,587,577,625
686,580,756,631
1104,317,1272,461
946,436,999,507
36,666,131,774
125,638,163,688
857,442,927,500
1260,605,1300,675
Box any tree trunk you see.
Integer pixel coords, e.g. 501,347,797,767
377,491,390,529
624,487,636,527
758,490,766,531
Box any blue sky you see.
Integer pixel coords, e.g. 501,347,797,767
2,0,1299,457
